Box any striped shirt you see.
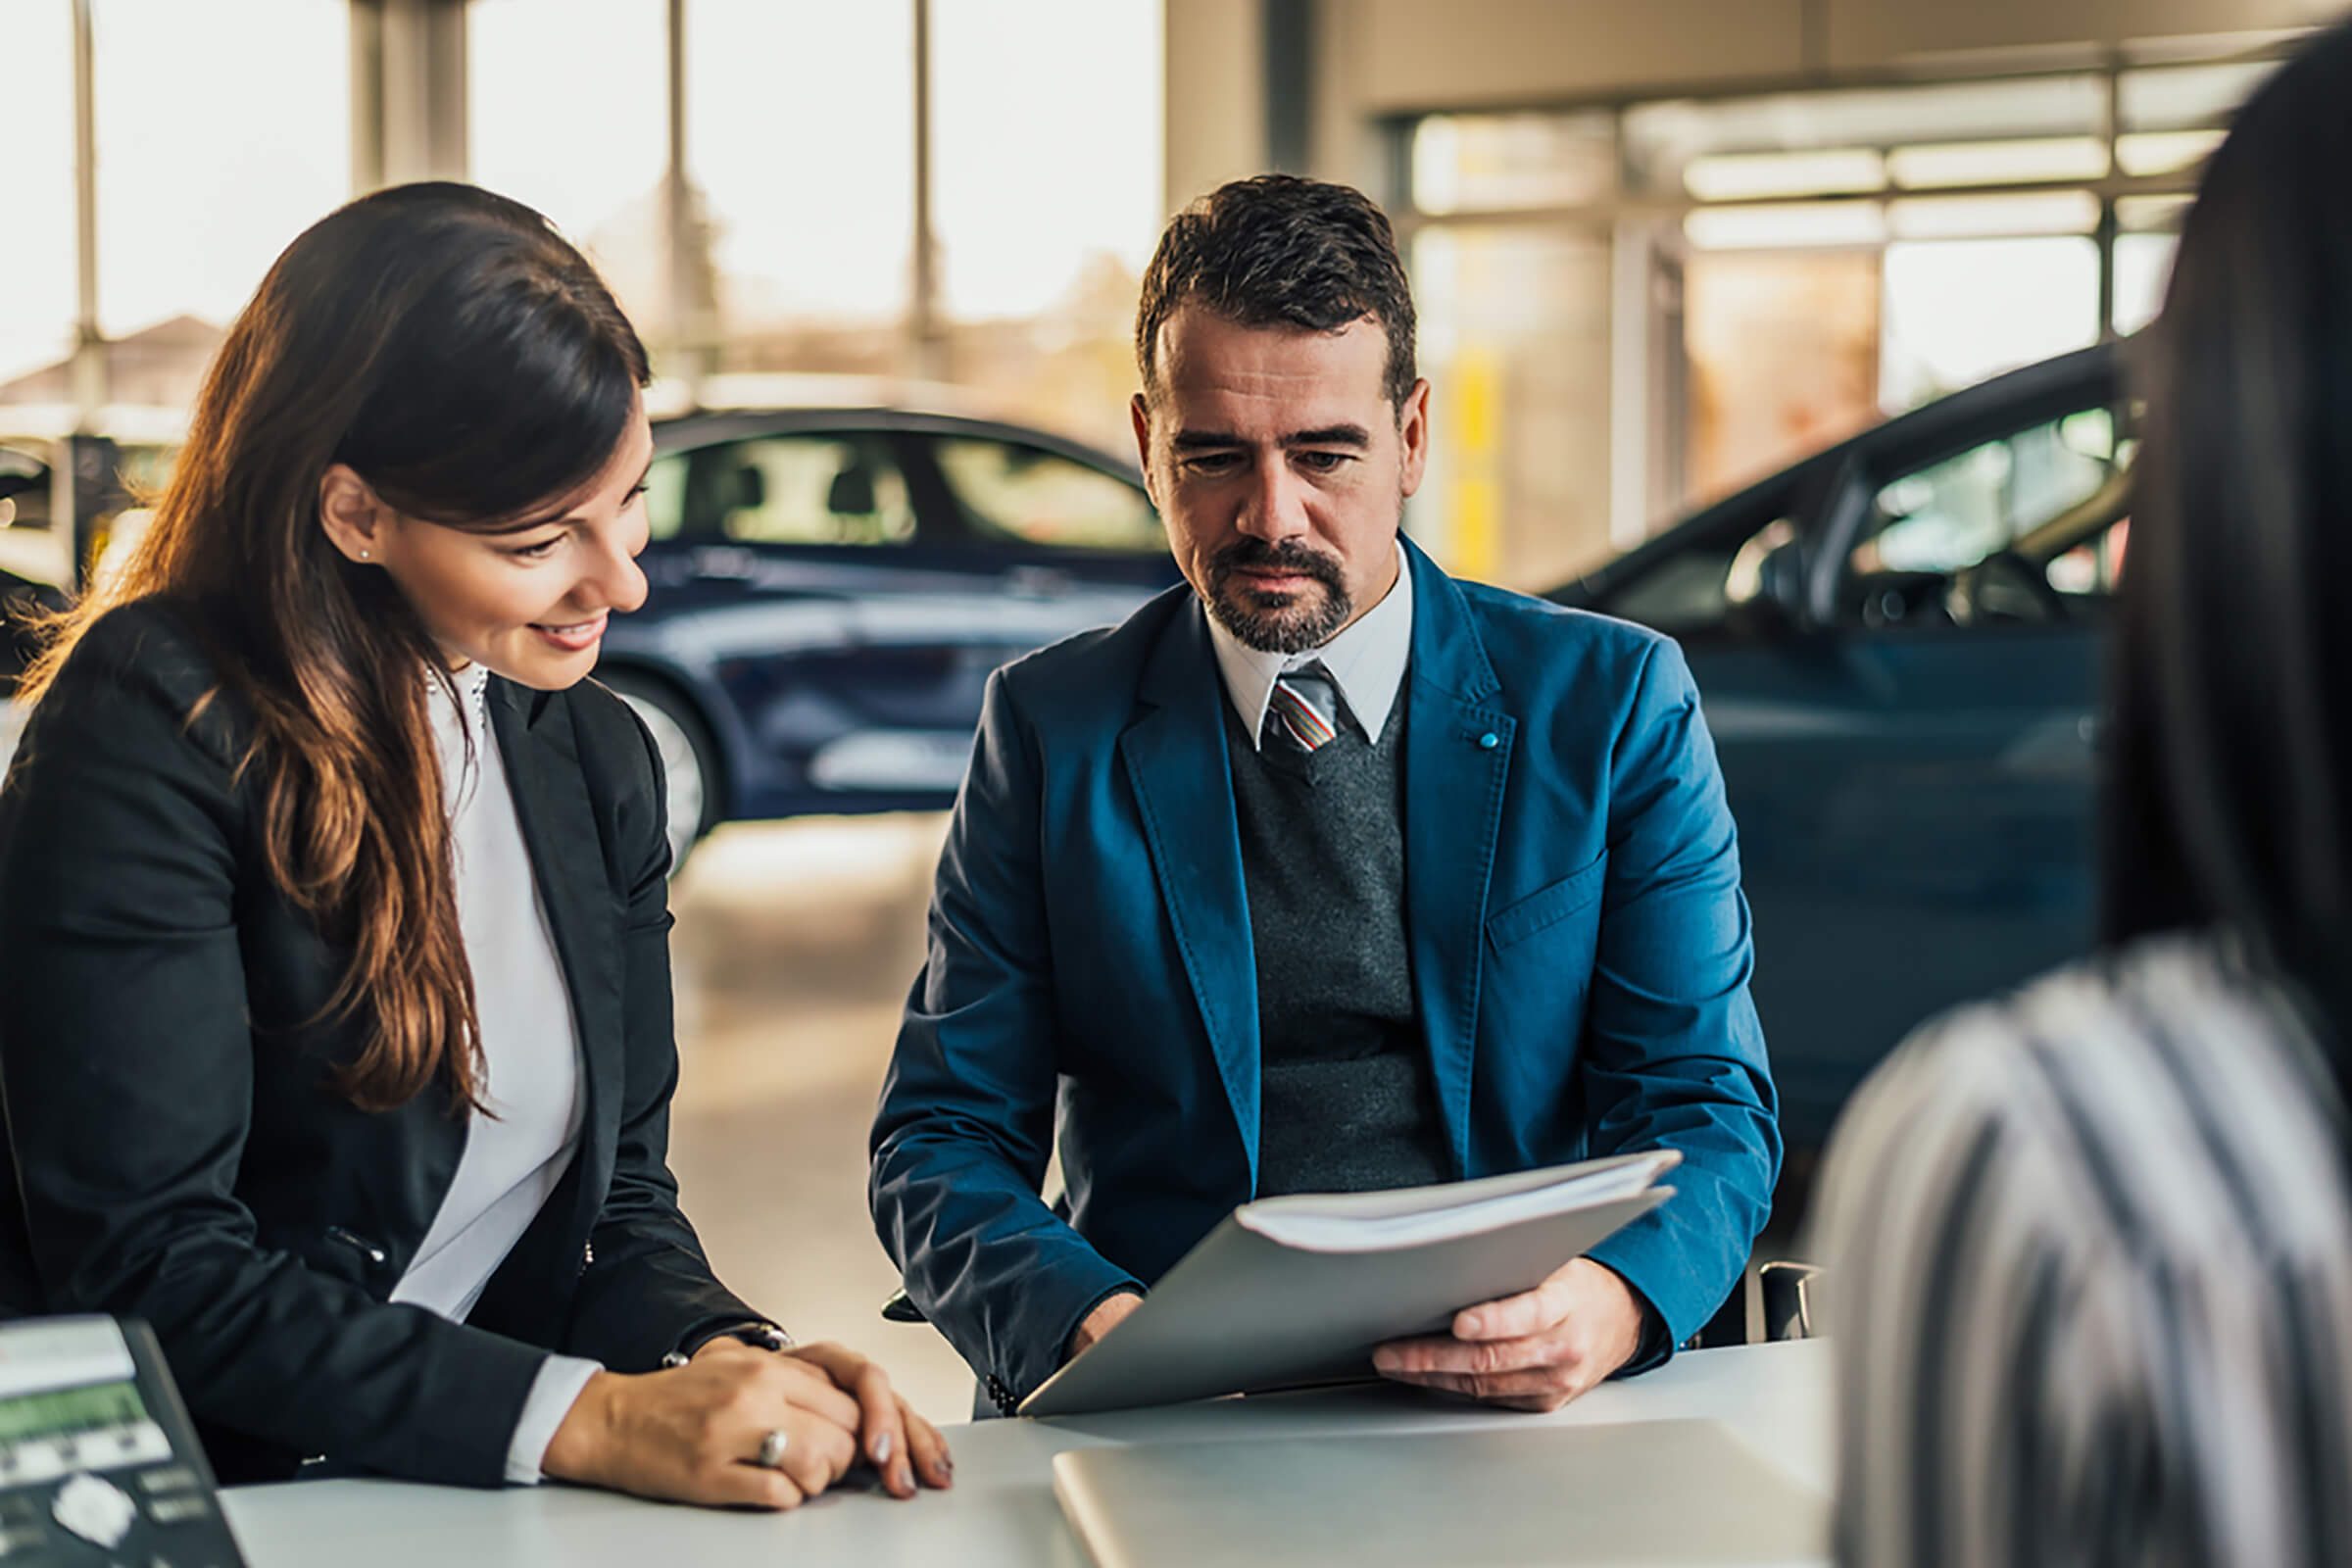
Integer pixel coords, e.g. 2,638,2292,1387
1810,933,2352,1567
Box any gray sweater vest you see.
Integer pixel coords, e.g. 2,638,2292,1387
1224,698,1450,1197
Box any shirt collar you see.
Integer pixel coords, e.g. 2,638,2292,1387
1205,540,1414,752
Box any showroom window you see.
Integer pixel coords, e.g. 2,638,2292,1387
1396,43,2287,591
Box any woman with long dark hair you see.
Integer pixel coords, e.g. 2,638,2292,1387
0,182,951,1507
1811,24,2352,1567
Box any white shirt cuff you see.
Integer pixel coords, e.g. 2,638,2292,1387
505,1354,604,1485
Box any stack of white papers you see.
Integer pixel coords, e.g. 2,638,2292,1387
1021,1150,1682,1418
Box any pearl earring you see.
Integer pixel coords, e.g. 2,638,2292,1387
358,549,370,561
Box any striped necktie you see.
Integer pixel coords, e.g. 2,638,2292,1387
1265,662,1342,753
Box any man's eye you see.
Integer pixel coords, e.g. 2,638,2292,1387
1296,451,1351,472
1182,454,1243,476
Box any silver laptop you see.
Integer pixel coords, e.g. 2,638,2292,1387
1053,1419,1829,1568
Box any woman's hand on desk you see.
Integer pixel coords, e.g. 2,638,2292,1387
771,1340,954,1498
540,1340,948,1508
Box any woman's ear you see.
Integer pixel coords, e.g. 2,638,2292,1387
318,464,387,564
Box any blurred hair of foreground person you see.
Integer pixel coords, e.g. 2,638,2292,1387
1810,23,2352,1568
0,181,949,1508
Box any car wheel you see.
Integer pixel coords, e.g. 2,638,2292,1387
600,671,721,875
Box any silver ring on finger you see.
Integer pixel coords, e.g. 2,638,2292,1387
756,1428,790,1470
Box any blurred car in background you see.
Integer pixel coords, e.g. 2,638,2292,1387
0,408,1174,851
605,402,1177,868
1550,343,2131,1165
1,452,66,697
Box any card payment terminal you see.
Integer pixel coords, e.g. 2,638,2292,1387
0,1316,244,1565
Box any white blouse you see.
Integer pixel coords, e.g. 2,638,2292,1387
389,662,600,1484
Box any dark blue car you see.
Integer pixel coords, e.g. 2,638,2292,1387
1552,343,2132,1158
600,406,1177,866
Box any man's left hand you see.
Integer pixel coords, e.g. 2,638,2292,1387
1371,1257,1650,1412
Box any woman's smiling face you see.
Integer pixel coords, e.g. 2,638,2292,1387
319,403,655,688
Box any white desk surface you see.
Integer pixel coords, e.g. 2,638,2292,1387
221,1339,1833,1567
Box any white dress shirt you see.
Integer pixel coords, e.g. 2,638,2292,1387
1205,540,1415,748
390,662,601,1484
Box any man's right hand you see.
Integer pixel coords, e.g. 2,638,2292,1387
543,1348,869,1509
1066,1291,1145,1362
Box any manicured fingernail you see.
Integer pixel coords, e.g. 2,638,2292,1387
874,1432,894,1465
898,1464,915,1493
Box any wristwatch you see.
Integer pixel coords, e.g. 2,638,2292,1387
662,1319,793,1368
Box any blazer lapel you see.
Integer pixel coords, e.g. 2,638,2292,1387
488,682,625,1229
1399,542,1514,1173
1117,602,1262,1182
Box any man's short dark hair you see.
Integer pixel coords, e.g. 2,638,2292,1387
1136,174,1418,413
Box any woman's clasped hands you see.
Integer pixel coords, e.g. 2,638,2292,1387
544,1339,953,1509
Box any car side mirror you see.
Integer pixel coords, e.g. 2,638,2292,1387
826,465,876,516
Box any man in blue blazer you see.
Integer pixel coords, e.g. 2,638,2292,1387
871,175,1778,1417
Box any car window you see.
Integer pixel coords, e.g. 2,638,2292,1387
932,436,1160,553
698,433,916,546
1593,483,1802,637
1853,408,2126,582
643,450,689,542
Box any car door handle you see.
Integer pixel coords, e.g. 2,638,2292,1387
1004,565,1075,598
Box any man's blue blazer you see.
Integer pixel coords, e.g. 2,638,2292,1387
870,540,1780,1408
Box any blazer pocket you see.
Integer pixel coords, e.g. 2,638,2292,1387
1486,856,1608,951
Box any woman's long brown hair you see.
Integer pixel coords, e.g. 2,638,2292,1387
18,182,651,1114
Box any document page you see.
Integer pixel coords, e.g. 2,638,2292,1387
1235,1149,1679,1252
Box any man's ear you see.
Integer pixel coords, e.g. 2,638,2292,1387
1131,392,1159,510
1396,379,1433,501
318,464,387,564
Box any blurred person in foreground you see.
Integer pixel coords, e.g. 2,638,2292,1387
872,174,1779,1416
1812,24,2352,1567
0,182,949,1507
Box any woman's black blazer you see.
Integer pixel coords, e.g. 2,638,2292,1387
0,599,762,1486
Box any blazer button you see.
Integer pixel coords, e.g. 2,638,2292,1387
1478,731,1499,750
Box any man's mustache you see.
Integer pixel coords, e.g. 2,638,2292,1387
1209,539,1344,587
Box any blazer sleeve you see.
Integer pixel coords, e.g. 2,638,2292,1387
1575,637,1782,1363
0,626,547,1488
869,667,1142,1404
558,692,762,1370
